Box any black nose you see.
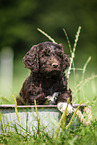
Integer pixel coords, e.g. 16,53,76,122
52,63,58,68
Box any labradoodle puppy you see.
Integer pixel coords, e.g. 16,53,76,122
16,42,72,114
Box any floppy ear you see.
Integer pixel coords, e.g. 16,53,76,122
23,45,39,72
59,43,70,71
63,54,70,70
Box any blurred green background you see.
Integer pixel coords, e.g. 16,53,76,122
0,0,97,64
0,0,97,116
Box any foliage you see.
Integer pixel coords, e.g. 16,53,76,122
0,120,97,145
0,0,97,68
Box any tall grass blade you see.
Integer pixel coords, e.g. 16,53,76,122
66,100,83,130
12,95,21,125
7,121,11,133
14,122,31,135
37,28,57,43
13,124,19,134
0,112,4,133
91,73,97,95
82,56,91,80
67,26,81,79
26,113,29,132
73,26,81,52
34,99,40,135
63,28,72,54
73,75,97,94
0,96,12,104
55,98,69,138
17,95,26,105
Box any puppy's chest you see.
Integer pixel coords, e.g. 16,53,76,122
45,92,61,105
41,81,61,105
42,81,60,96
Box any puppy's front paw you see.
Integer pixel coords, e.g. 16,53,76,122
57,102,73,115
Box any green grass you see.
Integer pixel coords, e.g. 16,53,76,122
0,120,97,145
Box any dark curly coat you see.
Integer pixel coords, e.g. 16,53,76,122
16,42,72,105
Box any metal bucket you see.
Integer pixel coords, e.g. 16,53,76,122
0,104,86,134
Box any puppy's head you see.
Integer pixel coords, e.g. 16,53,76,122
23,42,70,75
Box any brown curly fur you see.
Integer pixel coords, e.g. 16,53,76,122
16,42,72,105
